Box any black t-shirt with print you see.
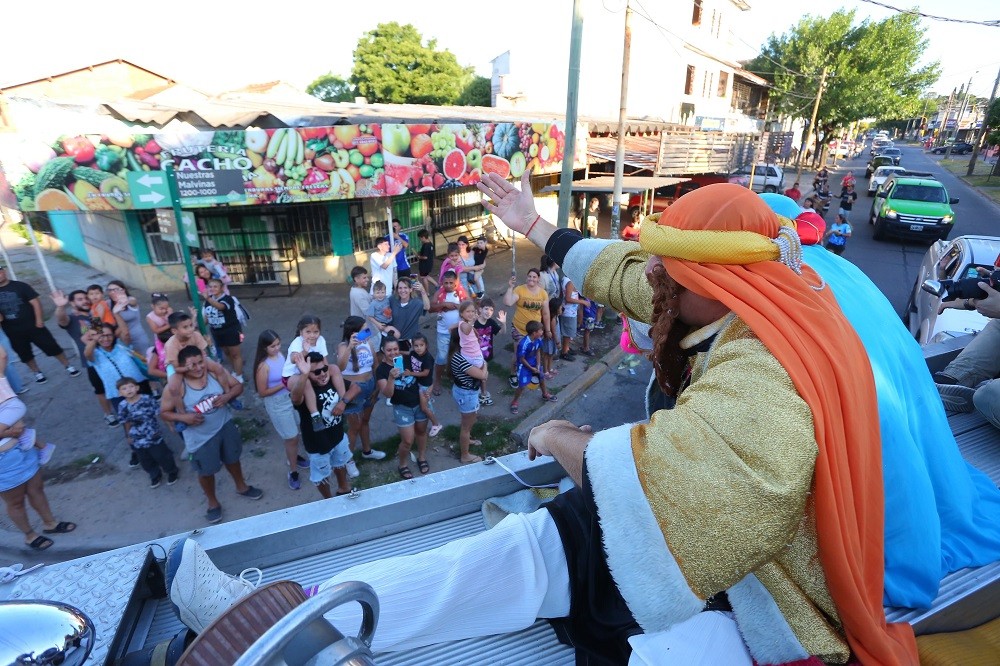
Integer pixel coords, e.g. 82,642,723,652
294,378,348,455
375,359,421,407
203,294,239,332
473,318,502,361
409,350,435,388
0,281,38,331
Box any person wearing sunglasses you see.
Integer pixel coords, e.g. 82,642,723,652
289,351,359,498
159,345,260,524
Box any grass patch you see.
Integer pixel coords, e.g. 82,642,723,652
441,417,518,457
43,453,117,484
232,416,267,441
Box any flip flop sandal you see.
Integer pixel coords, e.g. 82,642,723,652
336,488,355,496
43,521,76,534
510,403,519,415
542,394,559,402
432,388,442,396
28,535,54,551
417,459,430,474
469,439,483,447
461,455,483,464
398,466,414,480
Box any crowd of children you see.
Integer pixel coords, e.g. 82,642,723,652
8,234,615,529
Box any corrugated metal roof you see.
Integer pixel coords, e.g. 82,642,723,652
586,135,662,170
734,68,770,87
97,95,680,134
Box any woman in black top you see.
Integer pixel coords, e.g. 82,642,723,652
201,278,243,380
448,329,489,464
375,337,429,479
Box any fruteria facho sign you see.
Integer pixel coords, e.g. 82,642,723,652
0,122,584,212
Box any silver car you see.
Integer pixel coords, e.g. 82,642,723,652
905,235,1000,345
867,165,907,196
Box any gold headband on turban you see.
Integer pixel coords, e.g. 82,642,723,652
639,213,805,276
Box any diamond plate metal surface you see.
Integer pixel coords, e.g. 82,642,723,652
9,546,148,665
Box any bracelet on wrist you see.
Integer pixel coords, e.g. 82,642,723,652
525,214,541,237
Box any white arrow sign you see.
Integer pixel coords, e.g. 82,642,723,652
139,191,165,205
138,173,164,188
185,231,199,245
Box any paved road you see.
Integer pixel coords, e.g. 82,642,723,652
831,144,1000,313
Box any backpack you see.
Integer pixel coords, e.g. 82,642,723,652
231,295,251,327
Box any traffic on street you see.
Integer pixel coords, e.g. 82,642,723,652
824,143,1000,314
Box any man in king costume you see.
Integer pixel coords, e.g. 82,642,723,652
169,180,918,664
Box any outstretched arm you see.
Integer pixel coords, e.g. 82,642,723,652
477,171,555,250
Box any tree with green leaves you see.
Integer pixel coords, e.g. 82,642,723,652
986,98,1000,148
457,76,492,107
306,73,356,103
749,9,939,160
351,22,474,105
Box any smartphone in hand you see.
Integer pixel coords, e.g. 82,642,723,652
393,355,404,372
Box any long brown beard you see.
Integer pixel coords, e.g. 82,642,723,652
647,264,690,398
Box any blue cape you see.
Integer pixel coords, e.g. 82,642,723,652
804,245,1000,607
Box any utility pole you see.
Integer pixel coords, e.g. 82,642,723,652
945,77,973,160
556,0,585,229
610,1,633,240
968,63,1000,176
796,66,828,183
938,87,956,148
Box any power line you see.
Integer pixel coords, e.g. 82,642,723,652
856,0,1000,27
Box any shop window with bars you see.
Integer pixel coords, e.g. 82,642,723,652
427,186,488,233
140,211,182,265
254,203,330,257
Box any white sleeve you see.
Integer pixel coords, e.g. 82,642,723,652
316,337,329,357
282,338,303,377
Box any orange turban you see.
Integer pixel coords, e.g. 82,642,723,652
641,183,917,665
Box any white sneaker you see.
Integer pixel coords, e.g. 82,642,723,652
346,459,360,479
361,449,386,460
166,538,263,633
38,444,55,465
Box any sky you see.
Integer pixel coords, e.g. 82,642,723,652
1,0,997,100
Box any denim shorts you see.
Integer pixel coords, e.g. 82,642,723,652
343,376,377,415
435,331,450,366
452,385,481,414
308,435,353,485
392,403,428,427
0,445,38,492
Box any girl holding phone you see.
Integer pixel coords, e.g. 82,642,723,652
375,336,429,479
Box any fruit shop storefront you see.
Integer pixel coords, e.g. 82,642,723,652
0,121,584,292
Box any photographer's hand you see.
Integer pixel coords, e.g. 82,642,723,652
976,282,1000,319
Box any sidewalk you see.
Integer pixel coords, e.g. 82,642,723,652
0,225,622,563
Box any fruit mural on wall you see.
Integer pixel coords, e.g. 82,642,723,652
369,121,571,197
0,121,581,211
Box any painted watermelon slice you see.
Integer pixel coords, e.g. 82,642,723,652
383,162,420,195
481,154,511,179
